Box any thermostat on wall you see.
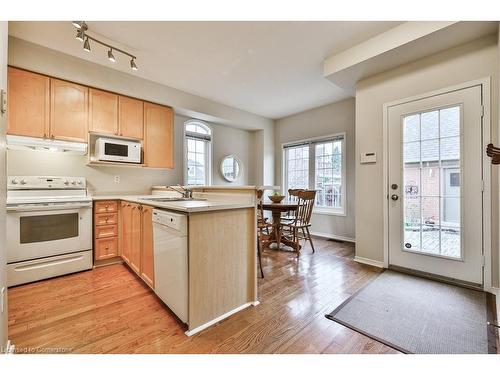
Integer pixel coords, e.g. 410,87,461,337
360,152,376,164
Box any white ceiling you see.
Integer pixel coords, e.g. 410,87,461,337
8,21,401,119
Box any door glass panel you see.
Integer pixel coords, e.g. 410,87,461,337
421,224,440,255
404,226,420,251
421,167,439,196
422,197,440,226
401,105,461,259
440,106,460,137
421,111,439,140
20,213,79,244
403,114,420,142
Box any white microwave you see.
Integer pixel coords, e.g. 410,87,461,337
95,137,142,164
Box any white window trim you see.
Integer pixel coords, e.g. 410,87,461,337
183,119,213,186
282,132,347,216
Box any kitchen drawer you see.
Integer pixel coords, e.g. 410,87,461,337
95,212,118,226
95,237,118,260
95,224,118,238
95,200,118,213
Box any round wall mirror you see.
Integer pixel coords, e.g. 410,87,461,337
220,155,242,182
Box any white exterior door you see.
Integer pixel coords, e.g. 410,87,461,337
387,85,484,285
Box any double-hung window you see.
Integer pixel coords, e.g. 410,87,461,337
283,133,346,215
184,120,212,186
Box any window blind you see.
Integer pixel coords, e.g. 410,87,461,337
283,134,344,149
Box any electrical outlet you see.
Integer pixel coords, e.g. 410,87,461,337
114,176,120,184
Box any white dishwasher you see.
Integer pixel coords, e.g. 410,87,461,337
152,209,188,323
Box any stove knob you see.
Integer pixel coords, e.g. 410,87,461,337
20,179,27,185
11,178,18,185
77,181,83,185
71,180,77,185
64,180,70,185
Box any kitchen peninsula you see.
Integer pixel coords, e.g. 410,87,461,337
92,187,261,336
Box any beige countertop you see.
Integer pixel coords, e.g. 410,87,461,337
151,185,280,191
91,194,254,213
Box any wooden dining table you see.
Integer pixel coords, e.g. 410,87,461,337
261,200,300,251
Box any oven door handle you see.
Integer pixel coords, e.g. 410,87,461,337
6,203,92,212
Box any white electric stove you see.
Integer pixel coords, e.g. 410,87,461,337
6,176,93,287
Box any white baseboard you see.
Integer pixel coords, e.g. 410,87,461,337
310,231,355,243
354,256,385,268
185,301,255,336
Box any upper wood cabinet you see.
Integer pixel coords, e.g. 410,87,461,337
144,102,174,169
119,96,144,139
7,67,50,138
50,78,88,142
140,205,154,288
7,68,173,158
89,88,118,135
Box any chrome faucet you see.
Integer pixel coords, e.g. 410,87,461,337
168,185,193,199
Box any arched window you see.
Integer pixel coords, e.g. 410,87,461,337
184,120,212,186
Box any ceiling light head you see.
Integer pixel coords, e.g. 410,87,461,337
83,38,91,52
75,28,85,42
130,58,138,71
72,21,87,31
107,49,116,63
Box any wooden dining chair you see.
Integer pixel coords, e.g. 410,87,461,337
256,189,272,277
281,190,316,257
281,188,303,223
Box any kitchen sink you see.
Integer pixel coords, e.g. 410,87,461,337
143,197,206,202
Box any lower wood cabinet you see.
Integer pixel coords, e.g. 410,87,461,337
120,201,132,264
95,237,118,260
94,200,119,261
140,206,154,288
120,201,154,288
129,203,142,274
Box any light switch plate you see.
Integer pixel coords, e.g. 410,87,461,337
360,152,376,164
0,89,6,114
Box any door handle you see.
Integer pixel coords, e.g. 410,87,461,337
391,194,399,201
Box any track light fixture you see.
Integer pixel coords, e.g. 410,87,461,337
75,28,85,42
71,21,138,71
108,49,116,63
130,58,138,71
72,21,87,30
83,37,91,52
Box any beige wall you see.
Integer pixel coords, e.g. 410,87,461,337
274,98,356,240
7,114,256,194
355,35,499,287
176,114,256,186
7,36,274,186
0,21,7,350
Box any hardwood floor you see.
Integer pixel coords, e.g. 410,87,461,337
8,238,400,354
